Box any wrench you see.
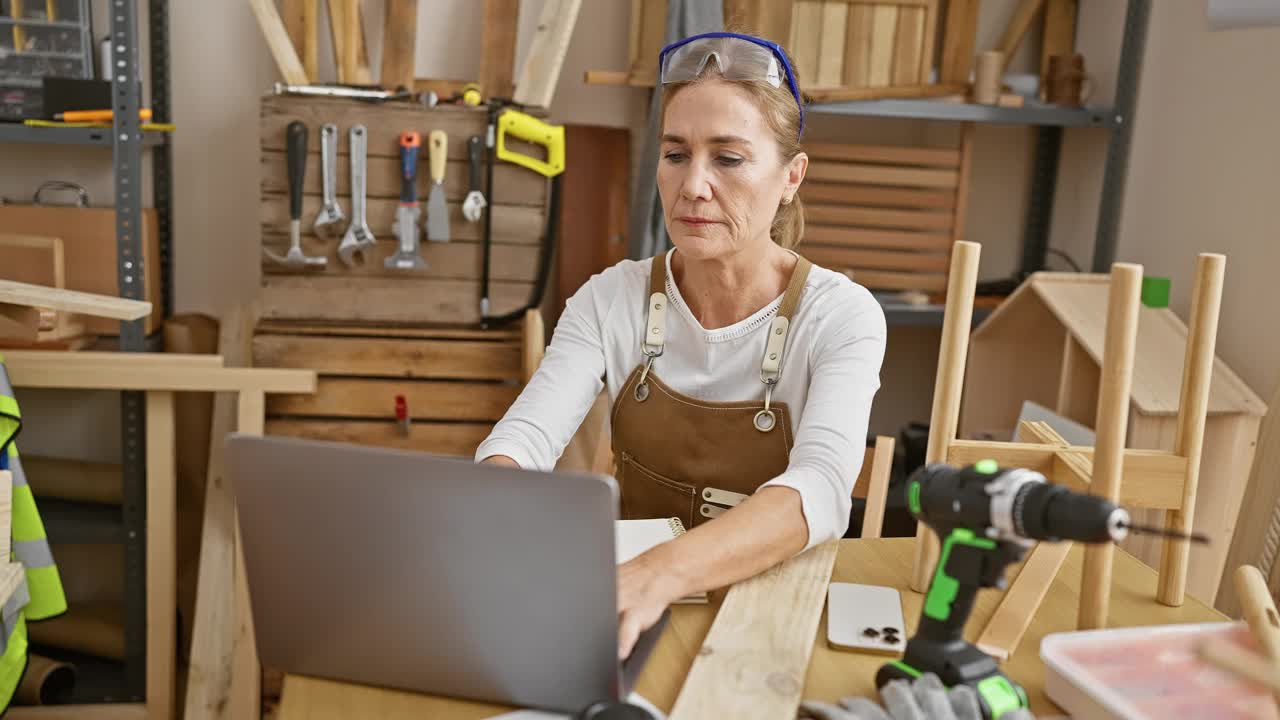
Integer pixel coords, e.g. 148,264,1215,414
313,123,345,238
264,121,327,268
338,124,376,267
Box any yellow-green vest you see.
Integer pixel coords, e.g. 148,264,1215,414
0,357,68,710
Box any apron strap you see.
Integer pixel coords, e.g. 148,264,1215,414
643,251,670,359
760,255,812,383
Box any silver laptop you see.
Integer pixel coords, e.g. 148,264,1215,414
226,433,667,713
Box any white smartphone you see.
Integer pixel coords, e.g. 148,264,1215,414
827,582,907,655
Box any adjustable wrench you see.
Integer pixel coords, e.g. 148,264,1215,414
338,124,376,267
313,123,345,238
385,130,428,271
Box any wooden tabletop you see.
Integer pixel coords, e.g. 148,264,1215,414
278,537,1227,719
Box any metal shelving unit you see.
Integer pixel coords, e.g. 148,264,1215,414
811,0,1151,322
0,0,171,705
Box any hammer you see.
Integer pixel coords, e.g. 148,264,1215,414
264,121,327,268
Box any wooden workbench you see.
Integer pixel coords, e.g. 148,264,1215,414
277,537,1228,719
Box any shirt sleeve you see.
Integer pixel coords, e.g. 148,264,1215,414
473,264,625,470
759,283,887,550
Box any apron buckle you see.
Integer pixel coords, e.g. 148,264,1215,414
635,354,659,402
754,380,777,432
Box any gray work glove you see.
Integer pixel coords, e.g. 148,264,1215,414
797,673,1037,720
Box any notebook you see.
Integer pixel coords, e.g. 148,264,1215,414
615,518,707,604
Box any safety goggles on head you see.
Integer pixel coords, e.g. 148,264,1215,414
658,32,805,137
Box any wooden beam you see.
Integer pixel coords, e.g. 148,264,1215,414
247,0,309,86
146,391,177,720
668,542,839,719
3,362,314,394
341,0,359,84
1079,263,1142,631
1040,0,1077,92
302,0,319,82
380,0,418,91
1159,254,1226,606
976,540,1072,660
2,350,222,369
939,0,979,84
512,0,582,108
480,0,519,100
0,279,150,320
280,0,307,71
996,0,1046,70
806,83,965,103
861,437,895,539
913,240,980,592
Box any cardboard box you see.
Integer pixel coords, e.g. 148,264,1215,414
0,205,162,335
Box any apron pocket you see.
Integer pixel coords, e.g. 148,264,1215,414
617,452,696,529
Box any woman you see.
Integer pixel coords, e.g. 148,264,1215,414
477,32,887,657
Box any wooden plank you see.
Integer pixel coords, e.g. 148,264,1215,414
380,0,419,91
1220,382,1280,615
843,3,874,87
260,196,544,243
4,362,314,394
891,6,924,85
802,245,950,274
0,280,151,320
232,390,265,720
805,82,965,103
802,142,960,167
939,0,979,84
260,96,495,155
259,275,534,325
260,234,540,282
668,542,838,720
805,204,953,231
912,241,980,591
512,0,582,108
0,350,222,369
556,125,629,310
861,437,895,539
248,0,309,85
805,162,959,188
265,418,492,458
8,705,146,720
1079,263,1142,630
976,541,1073,660
948,440,1056,474
723,0,795,44
184,302,260,720
998,0,1047,69
790,1,823,83
302,0,318,82
267,378,519,422
846,269,946,292
259,151,547,205
341,0,359,84
253,321,522,341
627,0,666,86
866,5,899,87
145,391,176,720
280,0,307,70
1160,255,1226,606
479,0,519,99
816,1,849,88
800,182,957,209
803,226,954,251
1040,0,1078,91
253,334,523,381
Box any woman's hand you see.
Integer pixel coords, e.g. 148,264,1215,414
617,549,687,659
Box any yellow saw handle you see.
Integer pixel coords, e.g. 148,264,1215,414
496,109,566,178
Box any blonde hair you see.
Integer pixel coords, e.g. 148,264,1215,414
660,38,806,249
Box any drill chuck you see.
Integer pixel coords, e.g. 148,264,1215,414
1012,480,1129,544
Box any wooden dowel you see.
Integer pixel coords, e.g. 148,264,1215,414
1196,636,1280,696
1236,564,1280,662
911,240,981,592
1158,253,1225,606
1078,262,1142,630
862,437,895,540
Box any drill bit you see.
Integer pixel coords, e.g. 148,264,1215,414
1117,521,1210,544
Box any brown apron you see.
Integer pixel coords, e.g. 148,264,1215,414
610,252,813,529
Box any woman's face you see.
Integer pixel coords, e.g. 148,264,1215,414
658,80,806,262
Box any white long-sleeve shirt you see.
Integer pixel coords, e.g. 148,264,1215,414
475,250,887,549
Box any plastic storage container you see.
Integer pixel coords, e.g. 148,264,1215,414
1,0,92,120
1041,621,1280,719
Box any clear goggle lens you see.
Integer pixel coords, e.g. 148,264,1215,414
659,37,782,88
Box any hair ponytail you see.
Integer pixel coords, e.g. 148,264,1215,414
771,195,805,250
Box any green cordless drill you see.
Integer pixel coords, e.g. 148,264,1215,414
876,460,1134,719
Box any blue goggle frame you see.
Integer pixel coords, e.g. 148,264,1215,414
658,31,805,138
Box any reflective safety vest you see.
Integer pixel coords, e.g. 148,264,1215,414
0,357,67,709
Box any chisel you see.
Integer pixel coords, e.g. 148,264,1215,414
426,130,450,242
